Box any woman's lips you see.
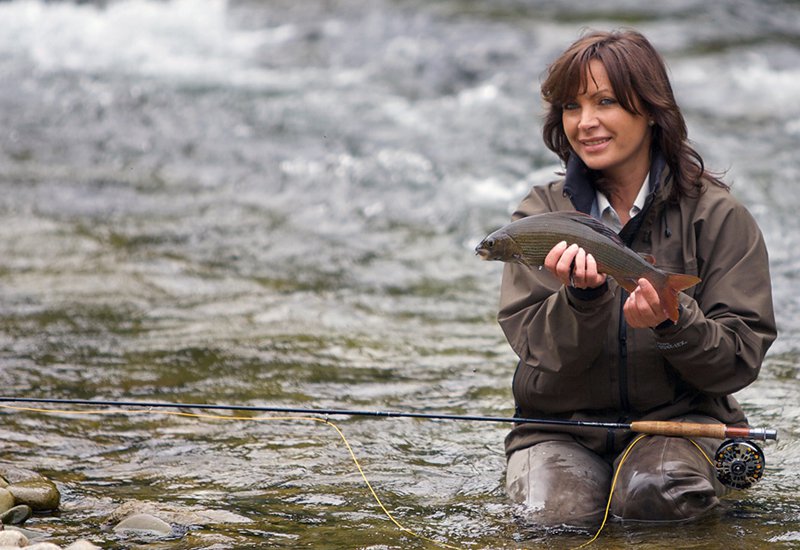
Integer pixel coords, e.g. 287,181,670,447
580,137,611,153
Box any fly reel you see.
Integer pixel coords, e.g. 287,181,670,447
714,439,765,490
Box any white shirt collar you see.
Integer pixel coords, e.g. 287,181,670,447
595,174,649,231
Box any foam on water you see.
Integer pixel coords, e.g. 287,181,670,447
0,0,269,85
672,48,800,120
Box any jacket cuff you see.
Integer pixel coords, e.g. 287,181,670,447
654,303,684,333
567,281,609,302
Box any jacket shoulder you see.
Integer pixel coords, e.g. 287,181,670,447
686,181,760,227
512,178,572,220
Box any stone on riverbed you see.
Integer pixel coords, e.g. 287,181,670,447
0,528,101,550
5,480,60,512
0,529,29,547
0,467,61,513
0,488,15,513
63,540,103,550
107,500,251,527
0,504,33,525
113,513,173,536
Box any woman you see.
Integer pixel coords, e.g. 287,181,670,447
499,29,776,526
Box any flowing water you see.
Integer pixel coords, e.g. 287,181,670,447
1,0,799,548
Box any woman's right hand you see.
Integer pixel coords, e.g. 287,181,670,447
544,241,607,289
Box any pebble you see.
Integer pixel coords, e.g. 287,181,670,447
63,542,103,550
0,506,32,525
0,489,14,514
0,530,29,546
113,513,173,536
0,468,253,549
0,528,101,550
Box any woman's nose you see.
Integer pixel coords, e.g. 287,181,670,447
578,108,598,130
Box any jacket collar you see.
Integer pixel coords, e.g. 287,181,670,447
563,148,668,215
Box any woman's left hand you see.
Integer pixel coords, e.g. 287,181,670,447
623,278,670,328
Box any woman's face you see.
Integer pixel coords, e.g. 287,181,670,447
562,59,652,184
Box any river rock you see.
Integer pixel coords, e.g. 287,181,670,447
107,500,250,527
21,544,62,550
0,467,44,485
113,513,173,536
0,505,32,525
0,488,14,513
63,540,103,550
0,529,28,546
6,480,60,512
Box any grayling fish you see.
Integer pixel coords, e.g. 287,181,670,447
475,211,700,321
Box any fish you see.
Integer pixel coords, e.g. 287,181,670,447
475,211,700,322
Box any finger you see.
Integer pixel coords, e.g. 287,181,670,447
556,244,579,283
573,247,587,287
637,278,658,302
625,282,669,327
636,278,664,318
624,290,649,327
585,253,608,287
623,294,640,326
544,241,568,273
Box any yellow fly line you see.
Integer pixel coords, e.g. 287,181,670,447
1,402,715,549
0,403,465,550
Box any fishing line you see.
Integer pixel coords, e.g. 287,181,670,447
0,396,778,547
574,433,648,550
0,402,466,550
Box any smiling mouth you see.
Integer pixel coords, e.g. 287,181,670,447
582,137,611,146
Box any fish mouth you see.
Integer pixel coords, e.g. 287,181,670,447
475,244,490,260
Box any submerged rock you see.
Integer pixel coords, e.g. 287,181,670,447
113,513,173,536
63,540,103,550
107,500,251,527
0,487,15,513
0,529,29,547
0,504,33,525
6,480,60,512
0,467,61,513
0,527,102,549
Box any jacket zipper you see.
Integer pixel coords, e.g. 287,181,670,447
618,291,631,413
606,291,632,454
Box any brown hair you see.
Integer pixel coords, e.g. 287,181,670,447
541,29,727,199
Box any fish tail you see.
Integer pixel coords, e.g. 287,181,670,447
658,273,702,322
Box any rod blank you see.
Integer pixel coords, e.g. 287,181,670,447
0,397,777,440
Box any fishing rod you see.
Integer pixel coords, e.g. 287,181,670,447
0,396,776,489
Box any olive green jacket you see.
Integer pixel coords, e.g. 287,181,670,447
500,157,777,457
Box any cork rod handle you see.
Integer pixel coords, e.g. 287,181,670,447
629,421,729,439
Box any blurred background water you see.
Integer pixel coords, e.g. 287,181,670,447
1,0,799,548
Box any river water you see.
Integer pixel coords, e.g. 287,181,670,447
0,0,799,548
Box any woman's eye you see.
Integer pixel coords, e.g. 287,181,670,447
599,97,617,106
563,102,579,111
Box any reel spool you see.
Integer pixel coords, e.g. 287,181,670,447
714,439,765,489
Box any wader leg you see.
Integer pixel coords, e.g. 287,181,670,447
610,417,726,522
506,441,612,527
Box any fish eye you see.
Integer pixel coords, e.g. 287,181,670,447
485,238,494,248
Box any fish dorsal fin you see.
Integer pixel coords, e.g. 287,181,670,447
557,211,626,247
